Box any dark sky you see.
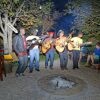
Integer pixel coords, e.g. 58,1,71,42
52,0,69,12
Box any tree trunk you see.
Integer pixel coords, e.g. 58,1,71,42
3,14,9,54
3,34,9,54
8,29,13,53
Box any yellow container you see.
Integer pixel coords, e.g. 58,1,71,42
4,54,13,60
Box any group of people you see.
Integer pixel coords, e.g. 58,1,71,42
13,27,100,77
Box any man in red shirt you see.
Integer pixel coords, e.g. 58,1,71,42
44,32,55,69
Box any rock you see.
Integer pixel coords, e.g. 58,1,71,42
50,76,75,89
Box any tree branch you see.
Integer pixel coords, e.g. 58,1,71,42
0,15,5,34
12,1,25,25
0,32,4,38
91,20,100,25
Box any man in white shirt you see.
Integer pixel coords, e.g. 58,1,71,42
29,38,40,72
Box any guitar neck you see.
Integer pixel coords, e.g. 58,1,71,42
82,42,92,46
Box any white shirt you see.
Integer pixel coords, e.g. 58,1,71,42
31,40,39,50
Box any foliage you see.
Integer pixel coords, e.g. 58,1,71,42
64,0,100,41
0,0,53,53
0,0,53,32
17,0,53,32
0,0,24,16
82,0,100,33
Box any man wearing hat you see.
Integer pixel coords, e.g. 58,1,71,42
44,31,55,69
55,30,68,70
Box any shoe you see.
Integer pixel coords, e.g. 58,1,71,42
50,66,53,70
15,73,20,77
29,70,33,73
73,67,76,70
45,66,48,69
85,64,90,67
64,67,68,70
35,69,40,71
61,68,64,70
20,73,25,76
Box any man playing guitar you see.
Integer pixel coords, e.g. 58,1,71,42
44,32,55,69
70,32,83,69
55,30,68,70
28,33,40,72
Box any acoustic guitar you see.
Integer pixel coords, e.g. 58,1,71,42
56,45,66,53
67,42,74,51
55,33,74,52
55,38,67,53
41,39,54,54
68,42,92,51
27,38,42,51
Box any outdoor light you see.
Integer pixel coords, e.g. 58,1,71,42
39,6,42,10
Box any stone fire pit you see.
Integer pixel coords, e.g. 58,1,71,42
38,74,87,96
50,76,75,89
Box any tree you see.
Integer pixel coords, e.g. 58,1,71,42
0,0,25,53
19,0,53,33
68,0,100,34
82,0,100,34
0,0,53,53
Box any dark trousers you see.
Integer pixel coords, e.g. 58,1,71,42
16,55,28,75
59,49,68,69
45,49,55,68
73,50,80,68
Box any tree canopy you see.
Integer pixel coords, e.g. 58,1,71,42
0,0,99,53
0,0,53,53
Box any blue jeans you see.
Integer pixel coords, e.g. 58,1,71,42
59,49,68,69
94,55,100,64
16,55,28,74
29,49,40,70
45,48,55,68
73,50,80,68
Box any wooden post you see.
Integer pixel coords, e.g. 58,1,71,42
0,50,6,81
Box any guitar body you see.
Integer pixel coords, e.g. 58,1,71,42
55,38,66,53
67,42,74,51
41,41,51,54
55,46,65,52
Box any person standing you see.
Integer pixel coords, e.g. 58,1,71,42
71,32,83,69
55,30,68,70
28,35,40,72
44,32,55,69
93,42,100,70
13,28,28,77
84,40,94,67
